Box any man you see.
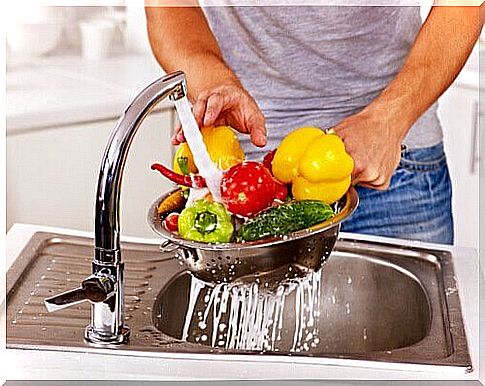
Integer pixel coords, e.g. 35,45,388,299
146,3,482,244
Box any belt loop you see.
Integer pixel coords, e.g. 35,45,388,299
400,144,407,157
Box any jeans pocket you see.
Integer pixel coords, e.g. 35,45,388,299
398,142,448,172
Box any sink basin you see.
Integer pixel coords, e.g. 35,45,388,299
154,256,431,354
6,232,471,371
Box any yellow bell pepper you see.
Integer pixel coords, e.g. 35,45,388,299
173,126,245,174
272,127,354,204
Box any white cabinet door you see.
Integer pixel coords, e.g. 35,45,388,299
438,83,479,249
7,109,176,238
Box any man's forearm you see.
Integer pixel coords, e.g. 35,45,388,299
364,6,482,141
145,6,239,100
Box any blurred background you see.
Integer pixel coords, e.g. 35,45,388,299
5,4,482,251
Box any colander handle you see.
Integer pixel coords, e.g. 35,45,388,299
159,239,180,253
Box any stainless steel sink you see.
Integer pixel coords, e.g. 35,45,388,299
6,232,471,371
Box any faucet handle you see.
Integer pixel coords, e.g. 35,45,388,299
44,275,114,312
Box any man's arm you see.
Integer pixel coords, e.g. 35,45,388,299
334,5,483,189
145,6,267,146
145,6,236,99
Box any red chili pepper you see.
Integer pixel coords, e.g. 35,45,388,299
151,163,206,188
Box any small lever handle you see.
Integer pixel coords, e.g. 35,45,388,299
44,275,114,312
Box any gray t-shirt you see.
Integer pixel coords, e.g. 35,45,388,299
201,6,442,159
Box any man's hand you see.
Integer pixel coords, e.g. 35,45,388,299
172,81,267,147
333,6,482,191
146,7,267,148
333,108,405,190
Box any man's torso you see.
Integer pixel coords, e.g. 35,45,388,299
201,5,442,158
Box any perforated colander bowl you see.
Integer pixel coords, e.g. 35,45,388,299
148,187,358,283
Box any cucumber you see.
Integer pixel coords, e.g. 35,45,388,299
237,200,334,242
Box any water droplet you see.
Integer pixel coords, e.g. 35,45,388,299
345,303,351,315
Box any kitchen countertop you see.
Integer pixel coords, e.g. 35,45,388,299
6,53,170,134
6,48,480,134
2,223,483,381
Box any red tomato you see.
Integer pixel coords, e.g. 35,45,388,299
164,212,180,233
221,161,276,217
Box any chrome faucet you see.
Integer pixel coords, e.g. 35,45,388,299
44,71,187,344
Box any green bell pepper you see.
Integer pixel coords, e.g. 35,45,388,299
178,200,234,243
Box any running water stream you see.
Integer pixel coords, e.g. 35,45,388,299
181,269,323,352
173,97,223,202
173,97,322,352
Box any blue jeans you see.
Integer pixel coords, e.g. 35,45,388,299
341,142,454,244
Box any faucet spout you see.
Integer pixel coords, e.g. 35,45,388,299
95,71,186,263
43,71,188,345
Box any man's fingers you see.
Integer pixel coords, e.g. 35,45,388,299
358,180,391,191
175,128,186,144
355,172,391,191
204,93,224,127
250,126,267,147
351,161,392,190
193,96,208,127
247,113,267,147
171,124,185,145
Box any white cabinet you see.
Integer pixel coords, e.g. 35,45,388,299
438,80,479,250
7,109,176,238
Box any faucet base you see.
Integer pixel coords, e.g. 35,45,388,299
84,325,131,345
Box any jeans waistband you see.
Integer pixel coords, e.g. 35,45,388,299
399,142,447,172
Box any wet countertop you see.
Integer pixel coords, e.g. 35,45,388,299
3,223,483,381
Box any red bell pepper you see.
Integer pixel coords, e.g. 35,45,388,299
262,149,276,174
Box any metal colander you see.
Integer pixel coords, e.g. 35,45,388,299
148,188,358,283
